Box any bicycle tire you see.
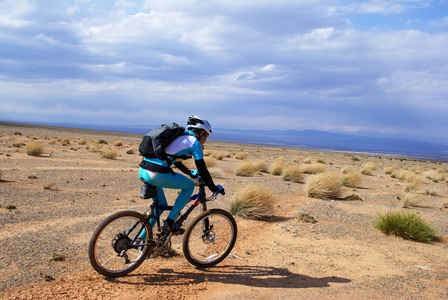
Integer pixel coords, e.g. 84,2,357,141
182,209,237,268
88,210,154,277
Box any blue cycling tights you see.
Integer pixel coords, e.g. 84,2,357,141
139,168,195,228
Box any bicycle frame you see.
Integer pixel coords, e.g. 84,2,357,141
149,181,209,231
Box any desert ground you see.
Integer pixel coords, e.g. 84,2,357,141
0,122,447,299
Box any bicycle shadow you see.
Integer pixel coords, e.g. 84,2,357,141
107,265,351,289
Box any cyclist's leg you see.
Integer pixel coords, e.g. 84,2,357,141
139,169,169,235
151,172,195,221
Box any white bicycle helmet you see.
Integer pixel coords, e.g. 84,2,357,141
186,115,212,135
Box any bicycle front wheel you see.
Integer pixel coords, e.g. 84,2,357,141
182,209,237,268
88,211,154,277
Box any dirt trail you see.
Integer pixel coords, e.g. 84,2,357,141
1,123,447,299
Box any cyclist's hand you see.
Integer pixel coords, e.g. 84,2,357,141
215,185,225,195
190,169,199,179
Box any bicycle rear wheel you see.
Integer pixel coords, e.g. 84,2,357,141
88,210,154,277
182,209,237,268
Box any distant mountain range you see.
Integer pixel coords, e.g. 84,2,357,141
2,120,447,161
211,128,448,161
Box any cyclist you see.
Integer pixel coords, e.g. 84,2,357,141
139,115,224,235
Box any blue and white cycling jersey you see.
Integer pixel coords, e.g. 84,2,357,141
142,130,203,167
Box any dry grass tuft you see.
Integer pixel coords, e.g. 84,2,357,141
398,193,421,208
253,160,268,173
78,138,88,145
88,144,101,153
303,157,313,164
423,169,446,182
114,141,123,147
342,172,363,188
342,166,354,174
207,167,226,179
103,149,118,159
361,162,377,175
204,156,217,168
235,162,257,177
293,156,301,163
230,184,275,219
384,164,398,175
235,152,246,160
271,157,286,175
305,172,343,199
282,166,304,183
299,163,326,174
26,141,44,156
211,151,227,160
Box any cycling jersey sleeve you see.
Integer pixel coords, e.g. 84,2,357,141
174,161,190,176
195,159,219,192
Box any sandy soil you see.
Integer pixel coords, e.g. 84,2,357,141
0,122,447,299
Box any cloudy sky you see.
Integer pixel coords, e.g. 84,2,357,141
1,0,448,141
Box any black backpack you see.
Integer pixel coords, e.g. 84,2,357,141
138,123,189,164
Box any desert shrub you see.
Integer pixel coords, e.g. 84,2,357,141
299,163,326,174
78,138,87,145
375,210,437,243
282,166,303,183
316,159,326,164
126,148,135,154
211,151,226,160
88,144,101,152
230,184,275,220
398,193,421,208
271,157,286,175
425,189,439,197
423,169,446,182
235,162,256,177
207,167,226,179
342,166,354,174
396,170,419,182
304,172,343,199
295,212,316,223
384,164,398,175
50,253,66,261
404,180,422,193
235,152,246,160
26,141,44,156
342,172,362,188
114,141,123,147
103,149,118,159
60,138,70,145
203,149,213,156
414,166,424,174
204,156,217,167
13,139,24,147
49,138,58,145
293,156,301,163
253,160,268,173
99,139,108,144
303,157,313,164
361,162,377,175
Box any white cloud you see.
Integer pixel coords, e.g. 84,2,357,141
0,0,448,141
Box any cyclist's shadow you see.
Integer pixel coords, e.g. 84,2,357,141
109,265,351,289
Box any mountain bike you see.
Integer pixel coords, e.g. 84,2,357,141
88,176,237,277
